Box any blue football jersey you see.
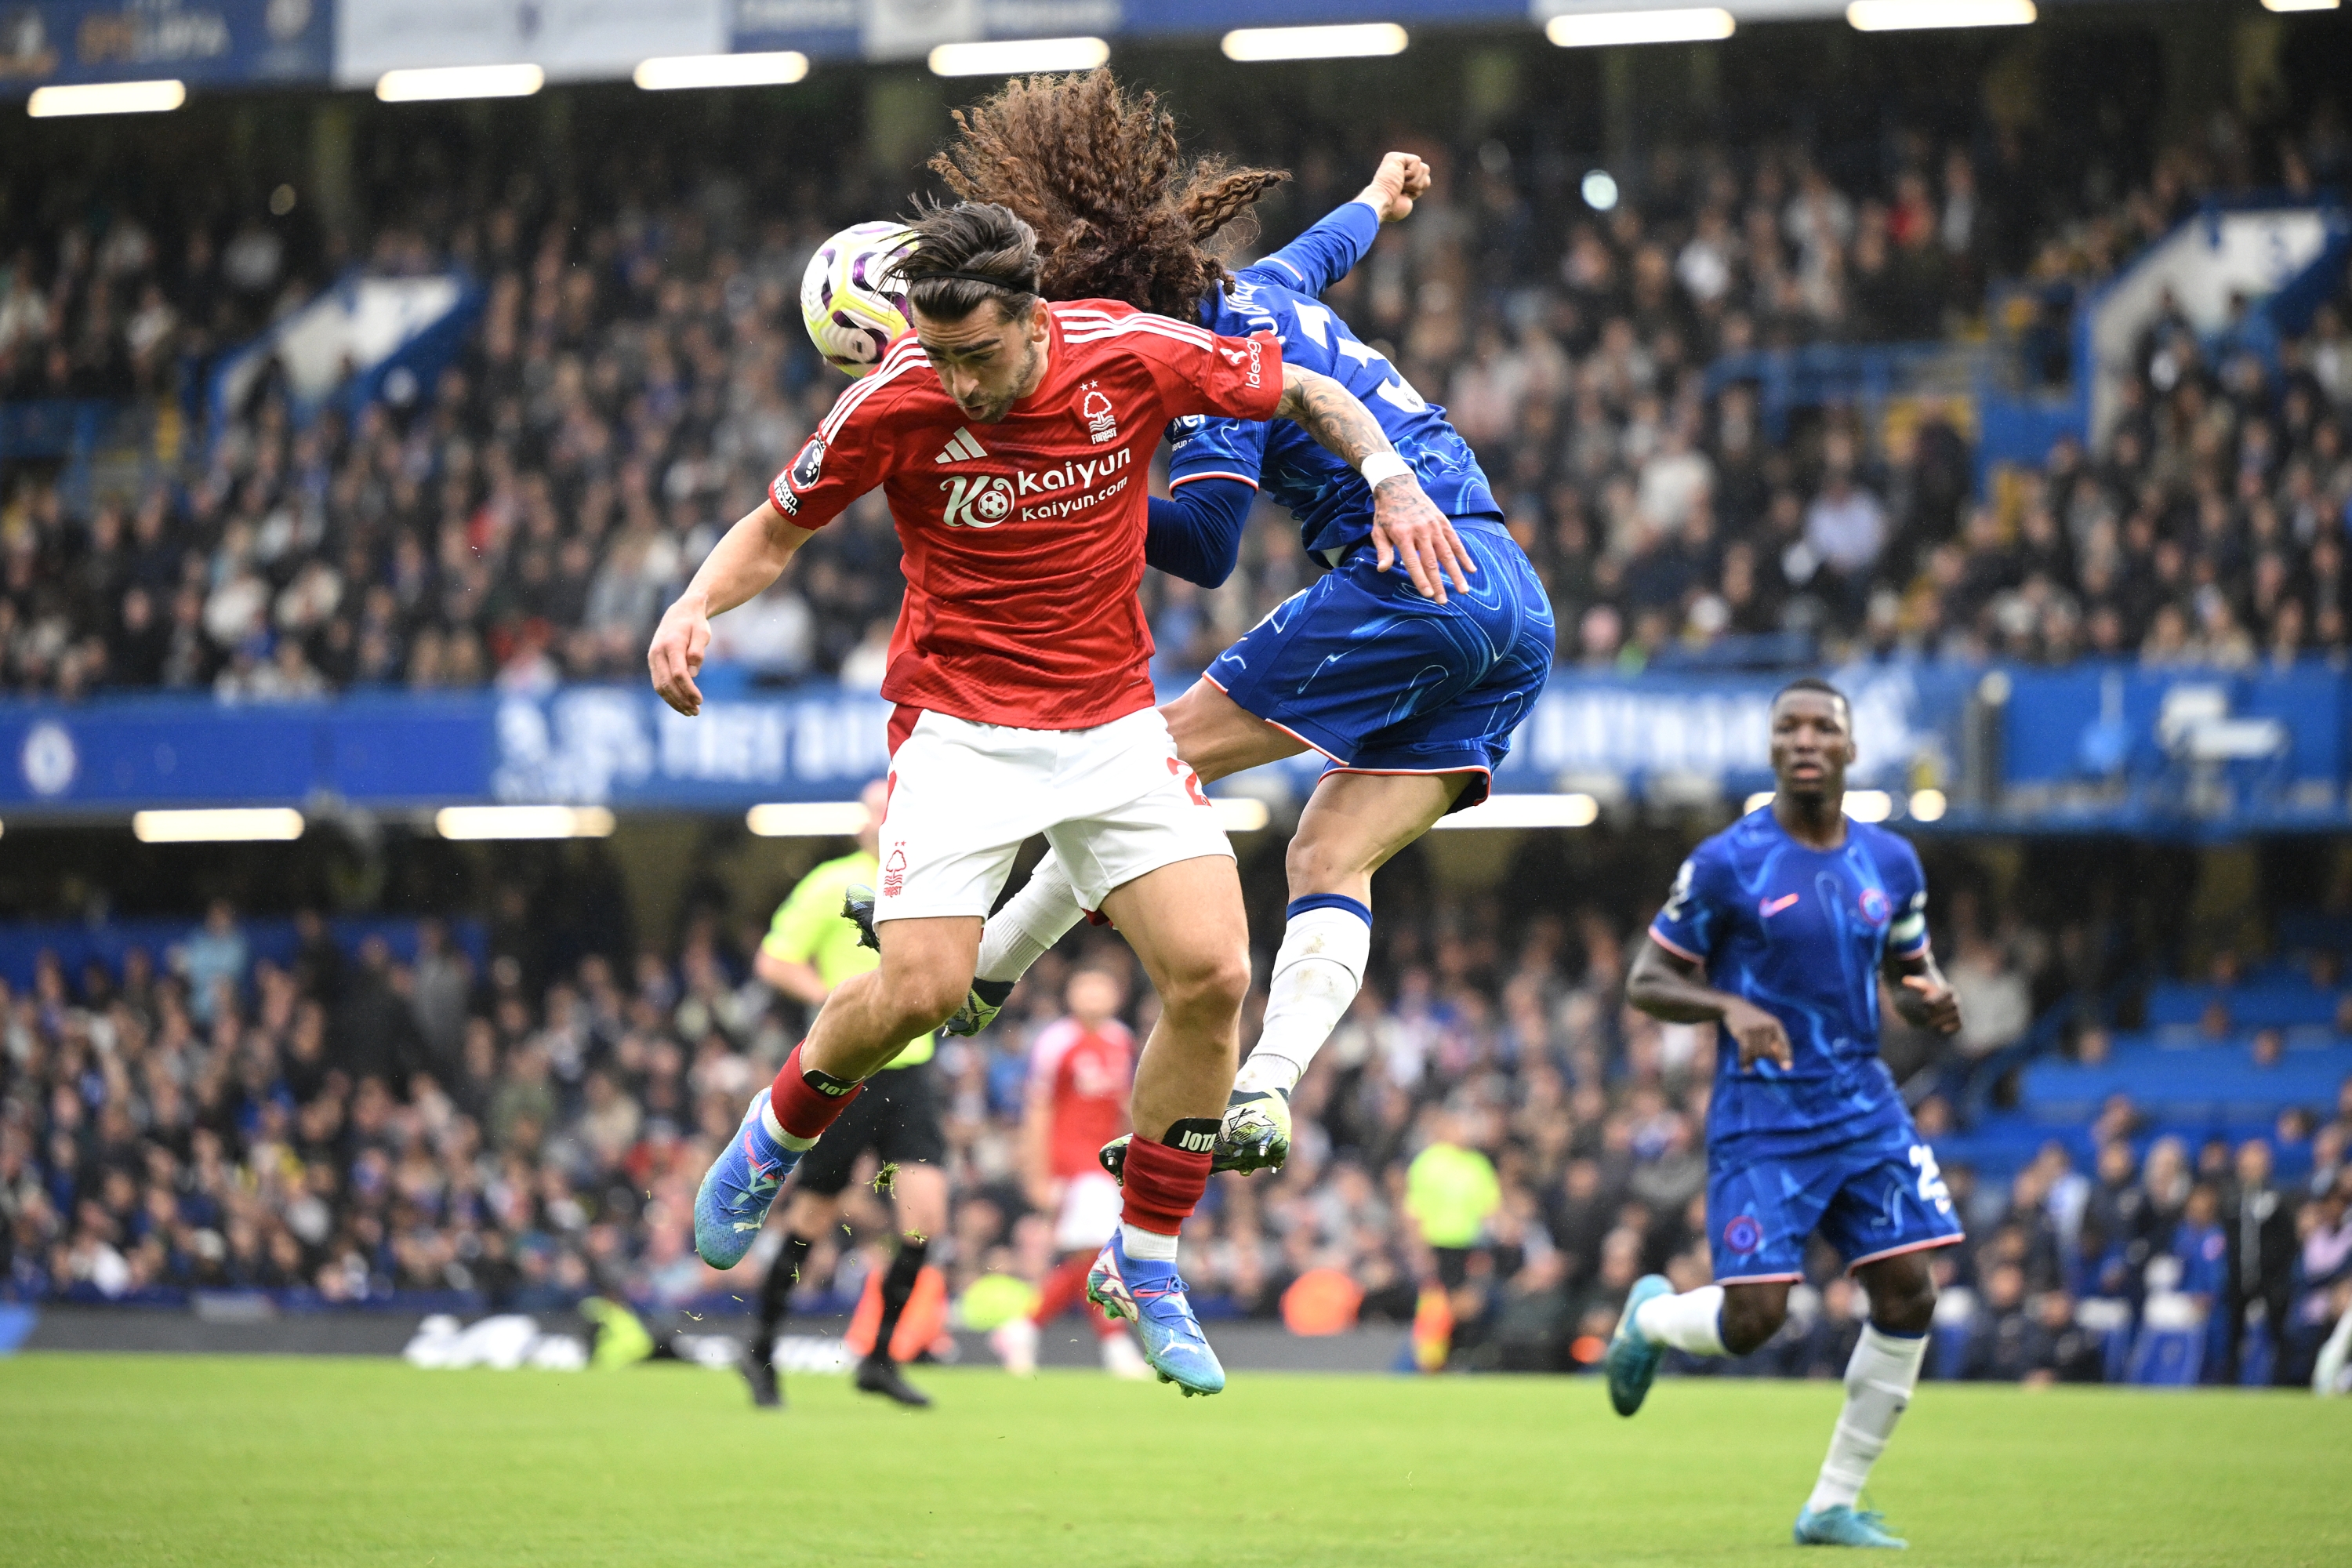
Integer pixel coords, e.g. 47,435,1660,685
1168,201,1501,564
1648,807,1933,1152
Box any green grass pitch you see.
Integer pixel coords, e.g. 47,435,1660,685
6,1354,2345,1566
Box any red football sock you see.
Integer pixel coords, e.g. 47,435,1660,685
768,1042,862,1142
1120,1138,1210,1236
1032,1254,1094,1325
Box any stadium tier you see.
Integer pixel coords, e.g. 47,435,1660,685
5,55,2352,699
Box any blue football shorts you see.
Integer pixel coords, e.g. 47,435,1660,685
1205,518,1555,811
1706,1115,1966,1284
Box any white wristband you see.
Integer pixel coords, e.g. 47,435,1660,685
1359,452,1411,489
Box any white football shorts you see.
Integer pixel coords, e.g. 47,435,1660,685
872,706,1232,924
1051,1171,1125,1254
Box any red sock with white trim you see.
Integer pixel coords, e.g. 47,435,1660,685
762,1042,863,1149
1117,1131,1212,1263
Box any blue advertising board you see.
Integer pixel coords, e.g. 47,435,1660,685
1,663,1961,815
7,661,2347,836
0,0,332,95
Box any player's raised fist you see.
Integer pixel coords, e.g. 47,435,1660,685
648,598,713,717
1361,151,1432,224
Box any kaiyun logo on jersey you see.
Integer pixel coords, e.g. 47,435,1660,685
939,474,1014,528
938,446,1133,528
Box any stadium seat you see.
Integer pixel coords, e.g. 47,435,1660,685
2124,1294,2206,1386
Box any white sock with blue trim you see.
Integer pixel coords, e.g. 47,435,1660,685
1231,898,1371,1098
1634,1284,1728,1355
1806,1323,1928,1512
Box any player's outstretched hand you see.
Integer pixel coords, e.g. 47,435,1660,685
1370,475,1475,603
1360,151,1433,224
1900,974,1964,1034
1724,998,1795,1072
648,597,712,716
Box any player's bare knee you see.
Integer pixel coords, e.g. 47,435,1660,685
1864,1261,1937,1335
1283,832,1366,900
1159,944,1250,1026
1719,1293,1787,1356
906,978,968,1033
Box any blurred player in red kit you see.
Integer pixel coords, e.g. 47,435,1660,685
992,965,1150,1379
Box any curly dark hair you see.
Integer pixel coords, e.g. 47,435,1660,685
927,70,1289,321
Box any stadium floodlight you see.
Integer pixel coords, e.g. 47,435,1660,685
1220,24,1409,62
928,38,1109,77
132,808,304,844
1846,0,2035,31
745,801,872,837
1581,170,1621,211
1211,797,1272,833
2260,0,2338,12
434,805,615,840
26,80,186,118
1908,788,1948,822
1432,793,1601,830
1544,9,1735,48
375,65,546,103
634,52,810,90
1843,790,1893,822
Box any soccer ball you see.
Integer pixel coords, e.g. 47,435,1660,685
801,221,913,378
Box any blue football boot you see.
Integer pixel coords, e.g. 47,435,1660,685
693,1087,796,1269
1605,1272,1674,1416
1086,1232,1225,1396
1793,1505,1908,1548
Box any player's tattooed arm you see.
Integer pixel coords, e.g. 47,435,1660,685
1887,949,1963,1034
1274,362,1474,603
648,497,815,717
1627,936,1795,1071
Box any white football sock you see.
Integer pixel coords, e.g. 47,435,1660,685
975,851,1086,985
757,1099,819,1152
1634,1284,1729,1355
1231,903,1371,1098
1806,1324,1928,1512
1120,1224,1180,1261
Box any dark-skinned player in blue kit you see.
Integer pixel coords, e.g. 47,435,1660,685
1614,677,1965,1550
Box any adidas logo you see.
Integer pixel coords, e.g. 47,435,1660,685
934,428,987,464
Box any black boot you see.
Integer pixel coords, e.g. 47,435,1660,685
740,1345,782,1409
855,1354,932,1407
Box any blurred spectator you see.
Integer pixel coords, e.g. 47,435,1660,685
10,98,2352,700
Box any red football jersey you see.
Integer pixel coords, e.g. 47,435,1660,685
1028,1016,1134,1180
768,299,1283,731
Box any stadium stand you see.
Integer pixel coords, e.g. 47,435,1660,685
7,96,2351,698
7,868,2349,1387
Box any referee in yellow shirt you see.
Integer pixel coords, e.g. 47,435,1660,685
740,778,946,1410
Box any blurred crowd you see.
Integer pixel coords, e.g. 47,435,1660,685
7,884,2347,1389
6,91,2352,699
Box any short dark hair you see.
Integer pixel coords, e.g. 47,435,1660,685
884,201,1042,324
1773,676,1850,718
